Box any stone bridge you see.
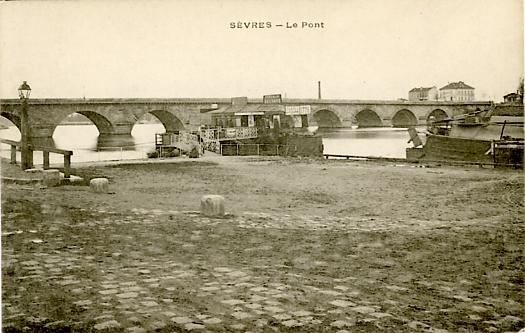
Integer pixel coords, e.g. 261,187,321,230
0,98,493,139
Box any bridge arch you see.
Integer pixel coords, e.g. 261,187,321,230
71,111,115,135
313,109,343,128
146,110,186,133
355,109,382,127
1,112,20,130
392,109,418,128
427,109,449,122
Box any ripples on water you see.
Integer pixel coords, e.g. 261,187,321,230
1,124,414,164
318,127,413,158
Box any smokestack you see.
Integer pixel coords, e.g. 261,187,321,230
318,81,321,99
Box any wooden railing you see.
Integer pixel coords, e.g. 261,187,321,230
1,139,73,178
201,127,258,141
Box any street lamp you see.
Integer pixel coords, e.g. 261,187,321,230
18,81,32,170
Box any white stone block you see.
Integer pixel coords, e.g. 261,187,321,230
43,170,60,187
25,168,43,173
90,178,110,193
200,195,225,217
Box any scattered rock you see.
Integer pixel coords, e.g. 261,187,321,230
94,314,114,321
319,290,343,296
265,306,285,313
230,324,246,330
291,310,312,317
231,312,252,320
200,195,225,217
469,314,483,321
369,312,393,319
203,318,222,324
43,170,60,187
43,321,66,330
386,285,409,292
273,313,292,321
334,285,349,291
185,323,205,330
90,178,110,194
351,306,376,314
94,320,120,330
140,301,158,307
25,168,43,173
171,317,193,324
407,321,430,330
149,321,166,331
501,315,523,331
116,292,139,299
281,319,303,327
221,299,245,305
330,300,356,308
452,295,472,302
331,320,355,328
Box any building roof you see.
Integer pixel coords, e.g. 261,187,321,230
503,92,520,98
409,87,435,93
440,81,474,90
211,103,286,115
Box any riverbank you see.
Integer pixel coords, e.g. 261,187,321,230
2,157,523,332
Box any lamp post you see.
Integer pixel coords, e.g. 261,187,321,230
18,81,32,170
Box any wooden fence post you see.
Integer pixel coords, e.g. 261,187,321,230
491,140,496,167
43,151,50,170
10,145,16,164
64,154,71,178
27,147,34,169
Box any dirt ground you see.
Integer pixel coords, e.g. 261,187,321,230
2,156,524,333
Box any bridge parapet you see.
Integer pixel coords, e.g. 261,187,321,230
0,98,495,137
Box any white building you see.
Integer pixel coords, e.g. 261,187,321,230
439,81,475,101
408,86,438,101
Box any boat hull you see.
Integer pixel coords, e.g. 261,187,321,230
407,134,523,168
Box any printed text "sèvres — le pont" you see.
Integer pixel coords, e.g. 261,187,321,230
230,22,324,29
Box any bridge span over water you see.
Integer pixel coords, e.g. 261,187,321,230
0,98,493,139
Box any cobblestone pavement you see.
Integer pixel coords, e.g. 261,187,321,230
2,200,523,333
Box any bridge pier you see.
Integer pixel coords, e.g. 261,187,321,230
25,123,136,139
340,119,354,128
27,125,56,139
111,123,135,135
381,118,392,127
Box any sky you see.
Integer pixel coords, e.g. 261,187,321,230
0,0,523,102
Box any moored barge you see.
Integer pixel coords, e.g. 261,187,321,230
406,107,524,168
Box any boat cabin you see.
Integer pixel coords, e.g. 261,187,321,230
208,95,310,134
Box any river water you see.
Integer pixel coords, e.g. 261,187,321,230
0,124,413,165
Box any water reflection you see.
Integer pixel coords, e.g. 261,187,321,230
96,134,136,151
1,124,415,162
318,127,413,158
